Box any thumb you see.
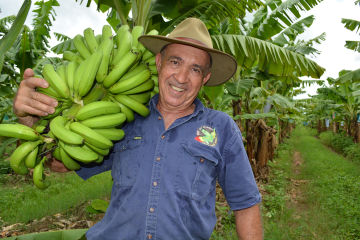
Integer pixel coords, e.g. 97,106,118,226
23,68,34,79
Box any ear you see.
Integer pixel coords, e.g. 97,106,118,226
202,72,211,85
155,53,162,72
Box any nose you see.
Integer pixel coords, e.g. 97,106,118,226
174,66,188,84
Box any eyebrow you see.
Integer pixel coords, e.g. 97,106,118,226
167,56,206,73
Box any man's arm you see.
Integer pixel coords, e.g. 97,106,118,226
234,203,263,240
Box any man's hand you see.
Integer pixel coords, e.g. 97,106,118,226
13,68,58,119
234,203,263,240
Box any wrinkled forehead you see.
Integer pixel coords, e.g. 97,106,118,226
161,42,212,68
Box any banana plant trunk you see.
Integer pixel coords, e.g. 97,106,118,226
232,99,243,132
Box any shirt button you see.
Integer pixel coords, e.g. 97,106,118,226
200,158,205,163
156,157,160,161
153,181,158,187
161,135,165,139
147,234,152,239
158,116,162,120
149,207,155,213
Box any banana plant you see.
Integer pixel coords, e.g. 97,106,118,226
0,0,61,123
341,0,360,52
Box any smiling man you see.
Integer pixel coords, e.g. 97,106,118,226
13,18,262,240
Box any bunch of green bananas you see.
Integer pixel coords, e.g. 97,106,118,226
0,25,159,189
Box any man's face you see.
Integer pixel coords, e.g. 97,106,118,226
155,43,211,112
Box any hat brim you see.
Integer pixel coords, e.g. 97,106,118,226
138,35,237,86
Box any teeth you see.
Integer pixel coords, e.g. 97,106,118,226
171,85,184,92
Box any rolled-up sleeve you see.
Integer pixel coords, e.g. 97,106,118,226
218,122,261,210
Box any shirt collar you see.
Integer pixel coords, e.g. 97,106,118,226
149,94,205,118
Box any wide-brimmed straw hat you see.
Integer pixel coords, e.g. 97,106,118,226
138,18,237,86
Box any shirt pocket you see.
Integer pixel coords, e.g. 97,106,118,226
112,134,144,187
175,141,220,201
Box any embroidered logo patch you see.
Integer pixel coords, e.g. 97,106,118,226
195,126,217,146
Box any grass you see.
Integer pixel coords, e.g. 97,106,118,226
263,126,360,240
0,170,112,227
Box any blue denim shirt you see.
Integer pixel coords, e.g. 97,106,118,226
77,95,261,240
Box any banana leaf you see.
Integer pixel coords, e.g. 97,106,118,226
6,229,88,240
0,0,31,72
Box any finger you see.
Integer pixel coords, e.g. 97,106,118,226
31,91,58,107
20,104,50,117
23,68,34,79
21,77,49,89
26,98,56,115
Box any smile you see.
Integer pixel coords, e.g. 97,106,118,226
170,85,185,92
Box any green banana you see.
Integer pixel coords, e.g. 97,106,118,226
96,38,113,83
59,147,81,170
33,157,50,189
109,67,150,94
10,140,42,175
103,48,140,88
114,94,150,117
110,97,135,122
96,155,104,163
144,56,156,66
116,64,147,82
132,25,144,51
53,147,61,161
76,101,121,121
93,128,125,141
85,142,110,156
0,123,40,140
101,25,113,42
50,116,84,145
63,51,83,63
84,27,98,53
120,79,155,95
42,64,70,99
148,65,158,75
73,34,91,59
60,141,98,163
95,34,102,44
56,64,67,82
25,146,39,168
127,92,151,104
152,75,159,86
77,50,103,98
82,83,106,105
69,122,113,149
81,113,126,129
142,50,154,61
37,85,61,99
66,61,78,99
112,25,132,67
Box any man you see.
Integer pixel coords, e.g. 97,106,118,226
13,18,263,239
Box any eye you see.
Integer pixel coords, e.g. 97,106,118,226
192,67,201,74
170,59,179,65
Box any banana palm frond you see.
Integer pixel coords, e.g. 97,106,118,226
211,34,325,78
300,79,325,87
273,15,315,46
270,93,294,110
225,78,255,96
161,0,256,35
51,38,75,54
0,16,16,35
345,40,360,52
53,32,71,42
342,18,360,34
335,68,360,83
32,0,60,49
253,0,323,39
